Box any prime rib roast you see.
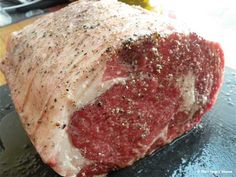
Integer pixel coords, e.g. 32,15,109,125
0,0,224,176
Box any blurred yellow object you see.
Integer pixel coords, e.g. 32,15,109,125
0,72,5,85
0,17,38,86
119,0,163,14
119,0,153,10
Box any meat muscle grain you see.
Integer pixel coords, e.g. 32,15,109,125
0,0,224,177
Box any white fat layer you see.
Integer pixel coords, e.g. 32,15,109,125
55,109,86,175
27,100,90,177
67,68,127,109
177,72,196,112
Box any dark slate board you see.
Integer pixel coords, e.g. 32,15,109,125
0,67,236,177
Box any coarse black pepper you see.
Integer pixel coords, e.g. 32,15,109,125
97,101,102,107
62,124,66,129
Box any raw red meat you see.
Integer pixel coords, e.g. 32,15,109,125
69,33,224,177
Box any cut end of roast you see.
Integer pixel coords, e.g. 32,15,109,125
68,32,224,177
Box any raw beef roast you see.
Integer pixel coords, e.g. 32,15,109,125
0,0,224,176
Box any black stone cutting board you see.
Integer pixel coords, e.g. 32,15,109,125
0,67,236,177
